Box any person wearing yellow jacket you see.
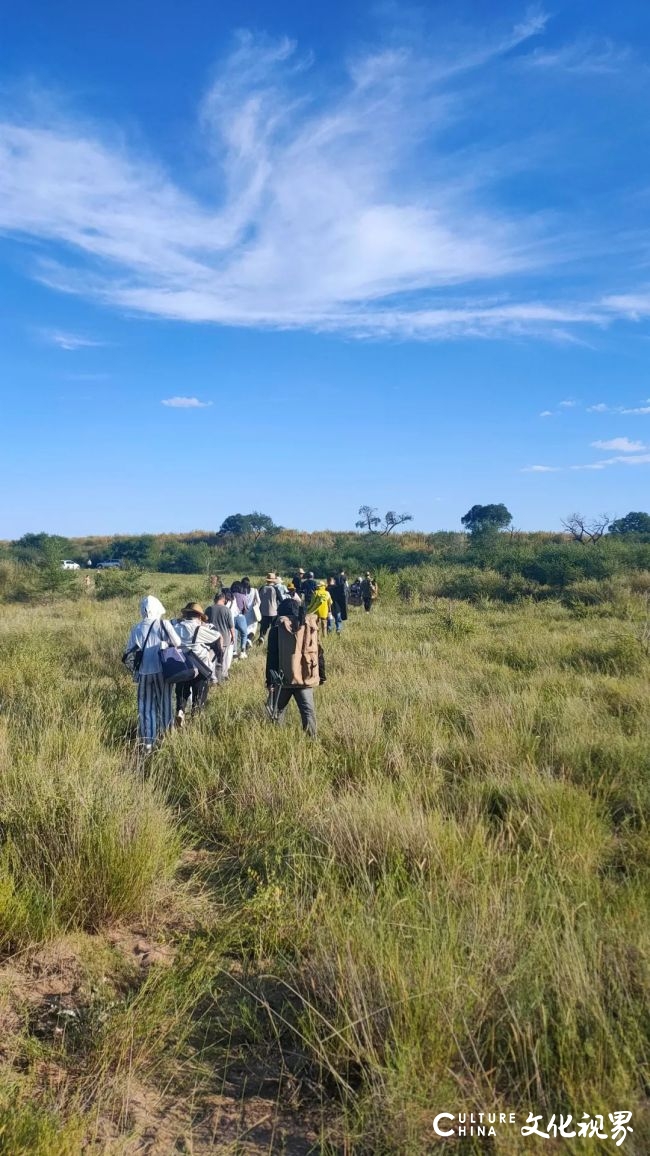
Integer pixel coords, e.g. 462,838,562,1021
307,581,332,637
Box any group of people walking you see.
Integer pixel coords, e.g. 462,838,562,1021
124,570,378,750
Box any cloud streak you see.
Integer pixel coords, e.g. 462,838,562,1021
40,329,103,350
161,397,212,408
591,437,646,453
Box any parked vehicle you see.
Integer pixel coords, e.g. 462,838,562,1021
61,560,80,570
96,560,122,570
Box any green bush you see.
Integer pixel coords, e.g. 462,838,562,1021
0,560,79,603
94,567,146,600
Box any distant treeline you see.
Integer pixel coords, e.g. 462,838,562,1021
3,527,650,589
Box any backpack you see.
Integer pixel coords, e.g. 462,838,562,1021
122,619,157,676
276,613,320,687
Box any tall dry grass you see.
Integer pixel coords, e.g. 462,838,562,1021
0,578,647,1152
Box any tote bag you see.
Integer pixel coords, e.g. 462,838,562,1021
159,622,197,685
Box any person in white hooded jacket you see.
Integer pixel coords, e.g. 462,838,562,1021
125,595,181,751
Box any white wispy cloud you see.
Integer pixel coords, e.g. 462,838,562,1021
601,293,650,320
161,396,212,408
524,38,629,74
559,399,577,407
585,401,650,415
526,452,650,472
591,437,646,453
522,464,561,472
571,453,650,470
539,409,553,416
40,329,103,350
0,20,646,341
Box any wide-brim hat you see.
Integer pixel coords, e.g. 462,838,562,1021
265,572,277,582
181,602,208,621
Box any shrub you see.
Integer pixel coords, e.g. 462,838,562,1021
0,560,79,603
94,567,146,601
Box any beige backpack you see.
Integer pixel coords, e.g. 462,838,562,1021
276,613,320,687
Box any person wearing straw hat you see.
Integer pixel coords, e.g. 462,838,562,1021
259,572,281,642
307,580,332,638
172,602,223,725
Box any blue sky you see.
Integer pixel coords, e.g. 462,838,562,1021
2,0,650,537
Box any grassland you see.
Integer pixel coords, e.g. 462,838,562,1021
0,573,648,1153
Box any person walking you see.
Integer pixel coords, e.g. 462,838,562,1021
223,588,240,672
302,571,318,603
307,580,332,638
326,577,337,633
205,590,235,681
330,573,349,634
265,596,325,736
124,595,181,752
172,602,223,725
360,571,378,612
231,580,251,659
292,568,305,596
242,576,261,648
259,573,280,641
349,576,363,608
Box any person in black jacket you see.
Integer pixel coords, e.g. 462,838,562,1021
330,573,349,634
301,571,318,603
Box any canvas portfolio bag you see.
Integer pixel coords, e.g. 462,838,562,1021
184,625,216,679
276,613,320,687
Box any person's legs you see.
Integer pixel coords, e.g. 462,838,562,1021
222,643,234,678
192,677,210,712
363,598,372,612
334,606,343,633
176,681,191,723
259,615,273,641
137,675,156,747
158,675,174,736
294,688,317,736
234,614,248,655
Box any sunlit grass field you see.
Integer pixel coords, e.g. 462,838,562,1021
0,573,648,1153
